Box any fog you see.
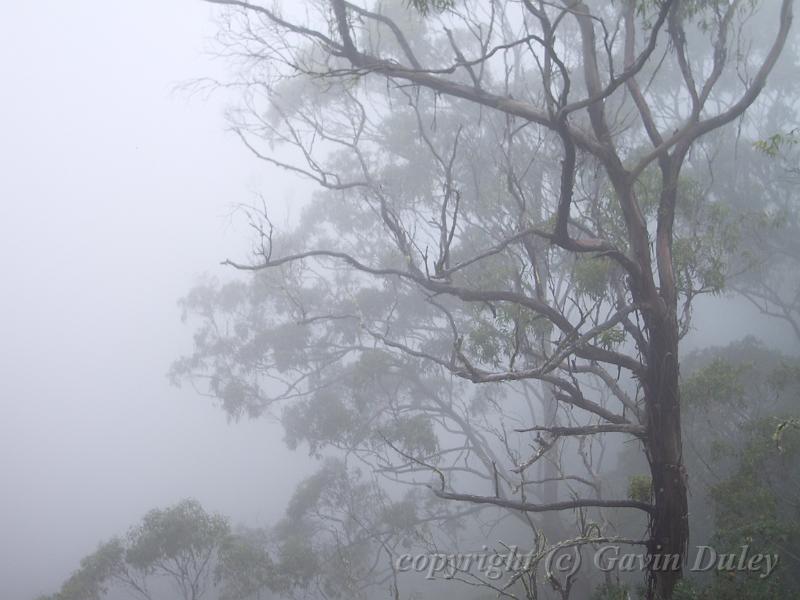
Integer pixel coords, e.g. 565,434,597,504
0,3,311,598
2,2,797,600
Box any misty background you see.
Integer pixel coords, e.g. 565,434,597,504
0,2,795,600
0,3,316,598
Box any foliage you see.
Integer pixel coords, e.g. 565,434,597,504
754,128,799,158
215,528,276,600
41,540,124,600
707,419,800,595
264,458,440,599
406,0,455,15
676,340,800,599
126,499,230,570
680,358,748,410
45,499,233,600
627,475,653,504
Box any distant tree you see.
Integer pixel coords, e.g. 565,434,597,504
215,527,276,600
680,339,800,599
603,338,800,599
44,499,232,600
733,131,800,339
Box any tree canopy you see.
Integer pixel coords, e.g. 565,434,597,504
170,0,797,598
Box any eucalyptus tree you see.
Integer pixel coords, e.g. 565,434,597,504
42,500,231,600
732,129,800,340
677,338,800,598
176,1,795,597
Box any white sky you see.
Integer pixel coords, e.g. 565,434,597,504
0,2,310,598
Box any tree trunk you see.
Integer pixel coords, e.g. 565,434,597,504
643,312,689,599
614,166,689,599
